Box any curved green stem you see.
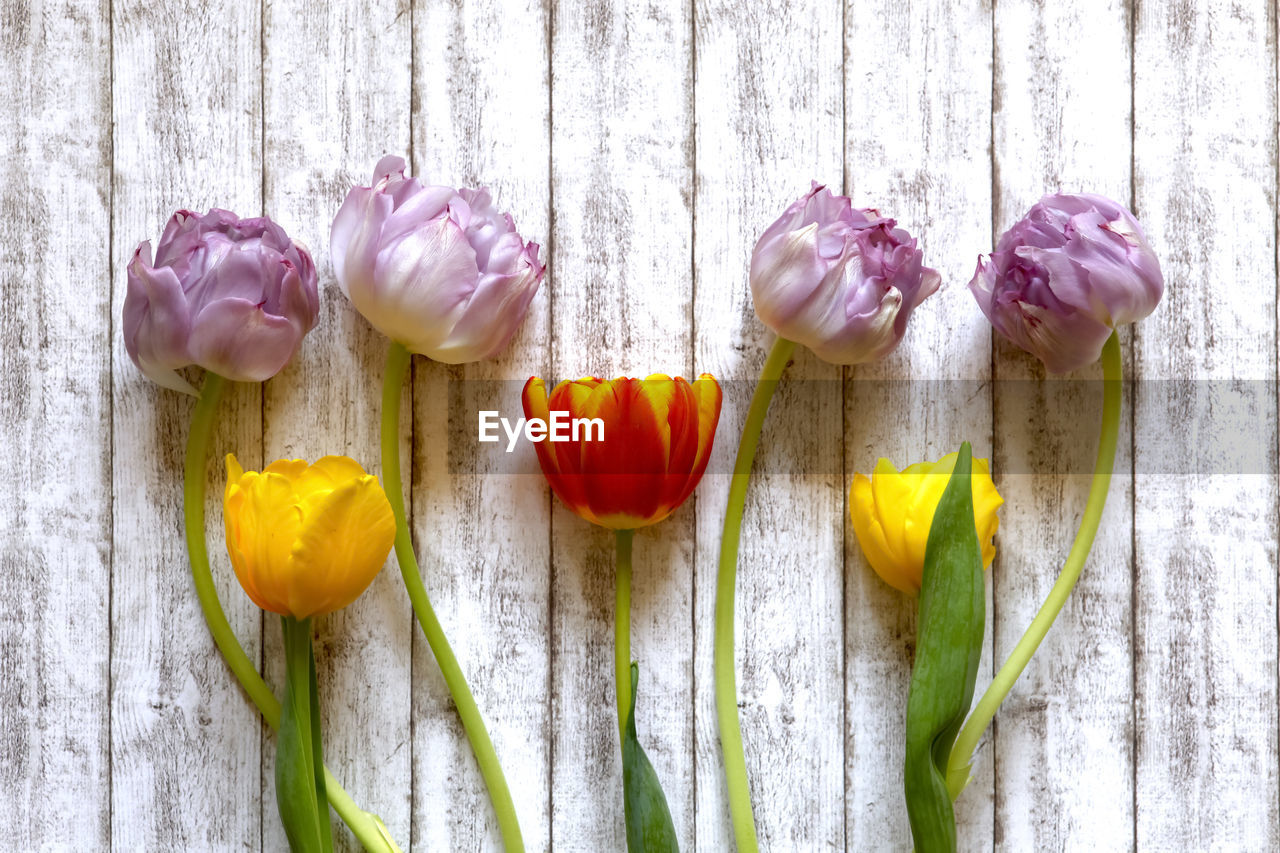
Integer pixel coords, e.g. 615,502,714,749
380,341,524,853
945,331,1122,799
615,529,635,744
714,335,796,853
183,373,403,853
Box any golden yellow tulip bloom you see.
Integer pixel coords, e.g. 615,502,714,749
850,451,1003,595
223,454,396,619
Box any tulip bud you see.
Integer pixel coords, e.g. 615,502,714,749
123,210,320,394
750,183,941,364
849,451,1003,595
223,454,396,619
330,156,544,363
521,374,722,530
969,193,1163,374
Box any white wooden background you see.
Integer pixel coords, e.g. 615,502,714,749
3,0,1276,849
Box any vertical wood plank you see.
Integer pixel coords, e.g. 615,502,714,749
1133,0,1279,848
0,0,112,847
110,1,265,848
692,1,845,849
549,0,695,848
842,1,994,850
410,0,553,849
260,2,413,850
989,1,1136,850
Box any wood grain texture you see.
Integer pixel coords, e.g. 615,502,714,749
109,1,266,848
260,1,414,850
1133,0,1280,848
8,0,1280,848
410,0,552,848
842,1,994,849
0,1,112,848
990,1,1137,849
548,0,695,849
692,1,845,850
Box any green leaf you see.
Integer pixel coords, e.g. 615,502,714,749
276,616,333,853
903,443,987,853
622,663,680,853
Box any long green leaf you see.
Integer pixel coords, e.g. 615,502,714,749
277,616,332,853
623,663,680,853
903,442,987,853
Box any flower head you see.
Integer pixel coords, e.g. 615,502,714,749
521,374,722,530
969,193,1163,373
123,210,320,393
331,156,544,362
850,451,1003,595
223,454,396,619
750,183,940,364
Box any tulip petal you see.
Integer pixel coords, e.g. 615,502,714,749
432,266,541,363
331,186,394,301
850,472,916,594
125,244,197,394
188,297,302,382
369,216,479,352
290,475,396,618
231,471,305,615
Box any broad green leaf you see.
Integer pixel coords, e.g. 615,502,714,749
903,443,986,853
276,616,332,853
622,663,680,853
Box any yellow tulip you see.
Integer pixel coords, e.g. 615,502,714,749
850,451,1003,595
223,454,396,619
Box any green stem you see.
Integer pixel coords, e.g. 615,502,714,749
615,529,635,744
183,373,403,853
380,341,524,853
714,335,796,853
945,331,1123,799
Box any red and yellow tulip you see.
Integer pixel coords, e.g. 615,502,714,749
521,374,723,529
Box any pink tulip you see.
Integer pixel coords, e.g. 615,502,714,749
969,193,1163,373
331,156,544,363
123,210,319,393
750,183,941,364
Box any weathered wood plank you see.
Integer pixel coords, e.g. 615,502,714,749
692,1,845,849
410,0,552,848
0,0,112,848
260,2,413,850
1134,0,1279,847
110,1,266,848
549,0,695,848
842,1,993,849
989,1,1136,850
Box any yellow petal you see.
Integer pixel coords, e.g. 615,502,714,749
850,472,917,594
290,475,396,617
232,471,304,615
263,457,309,481
869,458,914,568
225,453,244,487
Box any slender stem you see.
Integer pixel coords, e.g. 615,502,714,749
380,341,524,853
615,529,635,744
945,332,1123,798
183,373,403,853
714,335,796,853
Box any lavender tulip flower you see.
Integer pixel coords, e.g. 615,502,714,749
750,183,941,364
330,156,544,363
123,210,320,394
969,193,1163,373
